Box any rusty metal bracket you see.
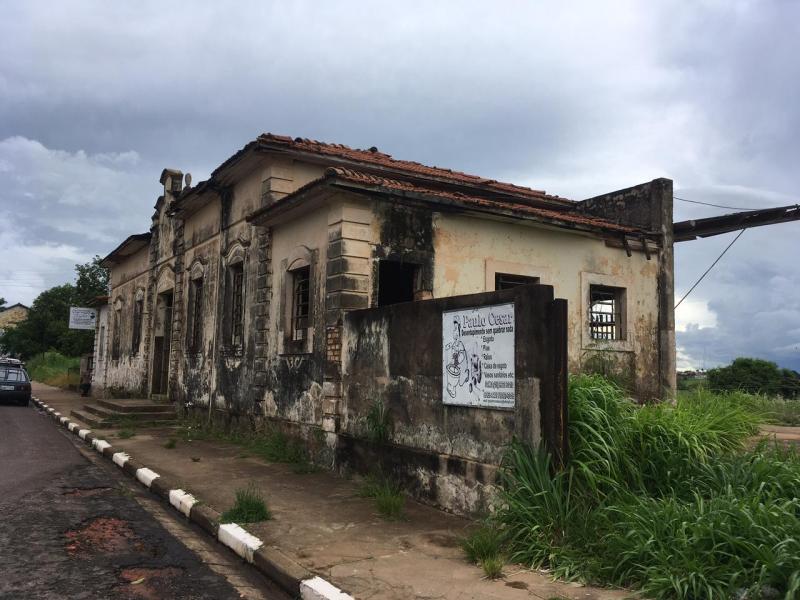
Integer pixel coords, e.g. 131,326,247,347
640,234,651,260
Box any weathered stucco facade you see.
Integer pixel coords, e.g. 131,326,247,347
98,133,675,513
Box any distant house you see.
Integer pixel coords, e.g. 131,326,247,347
0,303,29,337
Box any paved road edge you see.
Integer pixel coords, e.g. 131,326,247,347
31,397,355,600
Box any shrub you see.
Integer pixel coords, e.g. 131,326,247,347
461,525,504,565
493,375,800,598
358,473,405,520
220,484,271,524
365,398,392,444
25,351,80,388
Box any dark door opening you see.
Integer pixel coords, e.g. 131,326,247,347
151,291,173,396
378,261,417,306
494,273,540,290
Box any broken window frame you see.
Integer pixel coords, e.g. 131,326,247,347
291,266,311,342
589,284,626,341
494,272,540,290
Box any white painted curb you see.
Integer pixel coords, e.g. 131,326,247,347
136,467,160,488
68,422,79,432
169,489,198,518
59,416,68,425
218,523,263,563
112,452,130,468
300,576,355,600
92,439,111,454
78,429,91,440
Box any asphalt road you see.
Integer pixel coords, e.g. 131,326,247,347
0,404,283,599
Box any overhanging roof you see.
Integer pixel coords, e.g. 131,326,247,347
100,233,151,267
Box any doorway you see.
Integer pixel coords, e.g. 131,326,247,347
151,291,173,396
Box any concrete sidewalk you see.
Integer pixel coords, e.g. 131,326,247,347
34,383,630,600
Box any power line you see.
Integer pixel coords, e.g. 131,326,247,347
674,229,746,310
673,196,765,211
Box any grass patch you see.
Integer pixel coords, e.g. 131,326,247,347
481,556,504,580
220,484,271,524
489,375,800,599
177,416,315,471
461,524,503,564
26,351,79,388
163,438,177,449
358,473,406,520
117,428,135,439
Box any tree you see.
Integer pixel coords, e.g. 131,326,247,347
75,256,109,305
707,357,800,398
0,258,106,359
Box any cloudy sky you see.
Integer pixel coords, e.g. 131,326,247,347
1,1,798,370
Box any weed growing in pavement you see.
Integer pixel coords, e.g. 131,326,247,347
163,438,177,449
480,556,504,580
220,484,271,524
176,416,315,471
358,473,405,520
117,428,135,439
460,524,503,565
365,398,392,444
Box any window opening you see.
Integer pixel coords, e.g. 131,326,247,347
292,266,310,342
378,261,417,306
230,263,244,346
589,285,625,340
189,278,204,352
111,310,121,360
131,299,143,354
494,273,540,290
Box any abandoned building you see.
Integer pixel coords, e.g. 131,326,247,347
95,133,677,513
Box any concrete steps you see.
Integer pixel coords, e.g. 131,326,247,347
70,398,177,429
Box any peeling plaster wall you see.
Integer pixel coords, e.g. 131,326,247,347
432,213,663,400
339,284,566,515
106,248,150,395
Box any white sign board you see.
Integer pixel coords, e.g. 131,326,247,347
69,307,97,330
442,303,515,409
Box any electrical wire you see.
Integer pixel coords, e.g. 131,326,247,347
674,229,746,309
673,196,765,211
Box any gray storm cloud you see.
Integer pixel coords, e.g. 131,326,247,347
1,0,798,369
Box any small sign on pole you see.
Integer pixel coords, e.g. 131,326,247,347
69,307,97,330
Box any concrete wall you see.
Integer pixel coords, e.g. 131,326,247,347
432,212,664,400
91,304,109,391
338,284,568,515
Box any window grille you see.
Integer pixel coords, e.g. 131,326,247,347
292,267,310,342
111,310,121,360
589,285,624,340
131,299,143,354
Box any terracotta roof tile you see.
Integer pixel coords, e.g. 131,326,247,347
254,133,570,205
250,167,639,235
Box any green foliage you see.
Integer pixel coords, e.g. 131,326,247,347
163,438,177,449
365,398,392,444
118,428,135,439
25,351,80,386
481,556,504,580
220,484,271,524
708,357,800,398
492,375,800,599
0,257,107,359
358,473,406,520
177,416,313,469
461,525,504,565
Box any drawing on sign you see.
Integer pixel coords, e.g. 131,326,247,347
442,303,515,409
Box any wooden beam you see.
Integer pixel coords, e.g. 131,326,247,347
674,204,800,242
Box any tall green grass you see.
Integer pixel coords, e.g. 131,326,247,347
491,375,800,599
26,351,80,387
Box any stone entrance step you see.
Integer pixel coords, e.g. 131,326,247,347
70,398,177,429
